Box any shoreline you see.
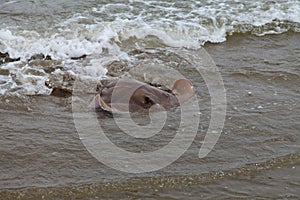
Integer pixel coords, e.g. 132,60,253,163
1,153,299,199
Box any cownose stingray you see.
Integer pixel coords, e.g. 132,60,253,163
91,78,194,113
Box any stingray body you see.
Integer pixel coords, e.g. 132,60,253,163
92,78,194,113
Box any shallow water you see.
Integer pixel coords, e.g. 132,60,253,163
1,0,300,199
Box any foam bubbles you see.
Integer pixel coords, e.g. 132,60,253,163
0,0,299,96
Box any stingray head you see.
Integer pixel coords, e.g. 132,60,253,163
129,85,176,112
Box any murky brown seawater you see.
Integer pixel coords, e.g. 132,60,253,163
1,33,299,199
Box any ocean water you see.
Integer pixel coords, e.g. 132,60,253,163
0,0,299,96
0,1,300,199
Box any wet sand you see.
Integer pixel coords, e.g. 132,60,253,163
0,32,299,199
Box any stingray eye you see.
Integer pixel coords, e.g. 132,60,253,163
144,96,153,105
163,93,169,99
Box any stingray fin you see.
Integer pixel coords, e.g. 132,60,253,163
91,94,112,112
172,79,195,103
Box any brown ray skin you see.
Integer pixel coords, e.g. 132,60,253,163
92,78,194,113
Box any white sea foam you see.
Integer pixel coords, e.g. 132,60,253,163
0,0,299,96
0,22,125,95
1,0,299,59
